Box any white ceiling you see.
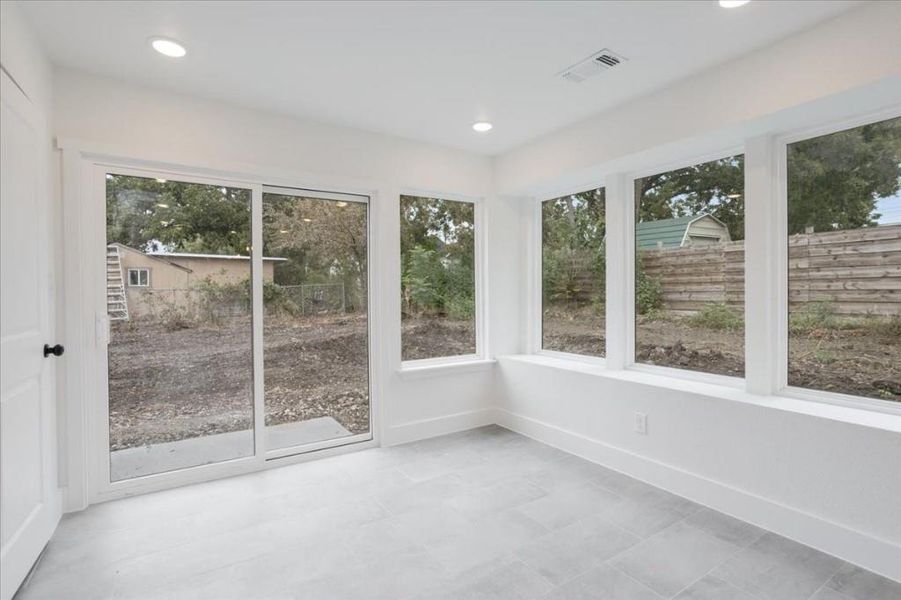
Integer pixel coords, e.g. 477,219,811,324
21,0,860,155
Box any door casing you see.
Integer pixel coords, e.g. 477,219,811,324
61,153,381,506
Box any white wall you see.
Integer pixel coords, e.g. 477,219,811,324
51,67,500,454
1,1,53,114
495,0,901,197
490,0,901,582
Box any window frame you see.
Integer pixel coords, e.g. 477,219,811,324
59,146,382,509
398,189,488,369
525,109,901,416
532,182,608,365
776,109,901,414
625,147,746,386
127,267,150,287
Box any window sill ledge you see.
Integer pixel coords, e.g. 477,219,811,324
398,358,497,380
498,354,901,433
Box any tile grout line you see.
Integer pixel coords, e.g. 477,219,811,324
805,562,850,600
608,517,754,599
608,563,670,599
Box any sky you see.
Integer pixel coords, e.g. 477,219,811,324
875,194,901,224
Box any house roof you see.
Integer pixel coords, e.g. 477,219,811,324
109,243,193,272
147,251,288,262
636,214,727,250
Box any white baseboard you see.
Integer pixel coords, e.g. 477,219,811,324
384,408,496,446
494,407,901,583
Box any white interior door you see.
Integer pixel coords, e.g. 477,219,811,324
0,71,59,600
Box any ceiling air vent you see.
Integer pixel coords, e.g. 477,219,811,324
559,48,628,83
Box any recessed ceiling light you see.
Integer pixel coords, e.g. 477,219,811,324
150,37,187,58
472,122,493,133
155,178,167,183
719,0,750,7
303,218,313,223
155,203,169,208
335,201,348,208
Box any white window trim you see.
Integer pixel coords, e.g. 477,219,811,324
772,106,901,414
398,188,489,372
530,181,608,364
127,267,150,287
624,146,745,383
526,107,901,418
58,144,383,509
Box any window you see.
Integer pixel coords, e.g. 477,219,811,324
128,268,149,287
634,155,745,377
787,116,900,402
400,195,476,361
542,188,606,357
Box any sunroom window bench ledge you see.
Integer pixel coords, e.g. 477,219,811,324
499,354,901,434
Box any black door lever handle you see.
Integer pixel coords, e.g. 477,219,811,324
44,344,64,358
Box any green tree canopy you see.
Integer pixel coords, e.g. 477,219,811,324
542,189,606,306
400,196,475,318
635,116,901,239
262,194,368,308
637,155,745,240
106,175,251,254
787,117,901,233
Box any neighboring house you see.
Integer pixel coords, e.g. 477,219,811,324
107,243,286,319
636,214,731,250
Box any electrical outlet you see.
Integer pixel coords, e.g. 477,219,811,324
634,412,648,435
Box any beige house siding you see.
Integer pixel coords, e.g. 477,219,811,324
113,245,281,318
154,255,275,283
116,246,192,318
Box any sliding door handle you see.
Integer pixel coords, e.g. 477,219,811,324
43,344,65,358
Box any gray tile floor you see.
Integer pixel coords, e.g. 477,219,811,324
17,426,901,600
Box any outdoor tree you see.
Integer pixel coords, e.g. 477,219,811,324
263,195,368,310
787,116,901,233
400,196,475,318
637,155,746,240
106,175,251,254
542,188,606,307
635,116,901,238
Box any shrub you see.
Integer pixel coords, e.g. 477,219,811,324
789,301,835,333
402,245,475,319
447,294,474,320
142,290,196,330
403,246,444,314
262,280,300,316
687,303,743,332
635,254,663,315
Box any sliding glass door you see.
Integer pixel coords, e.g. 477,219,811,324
105,174,255,481
262,188,370,452
103,173,370,483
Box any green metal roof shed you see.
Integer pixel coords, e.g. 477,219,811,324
636,214,730,250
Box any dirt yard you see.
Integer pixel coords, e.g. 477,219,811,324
401,317,476,361
109,310,897,451
109,314,476,450
543,311,899,401
108,315,369,450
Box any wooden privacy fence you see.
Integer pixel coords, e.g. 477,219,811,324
549,225,901,315
639,223,901,316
